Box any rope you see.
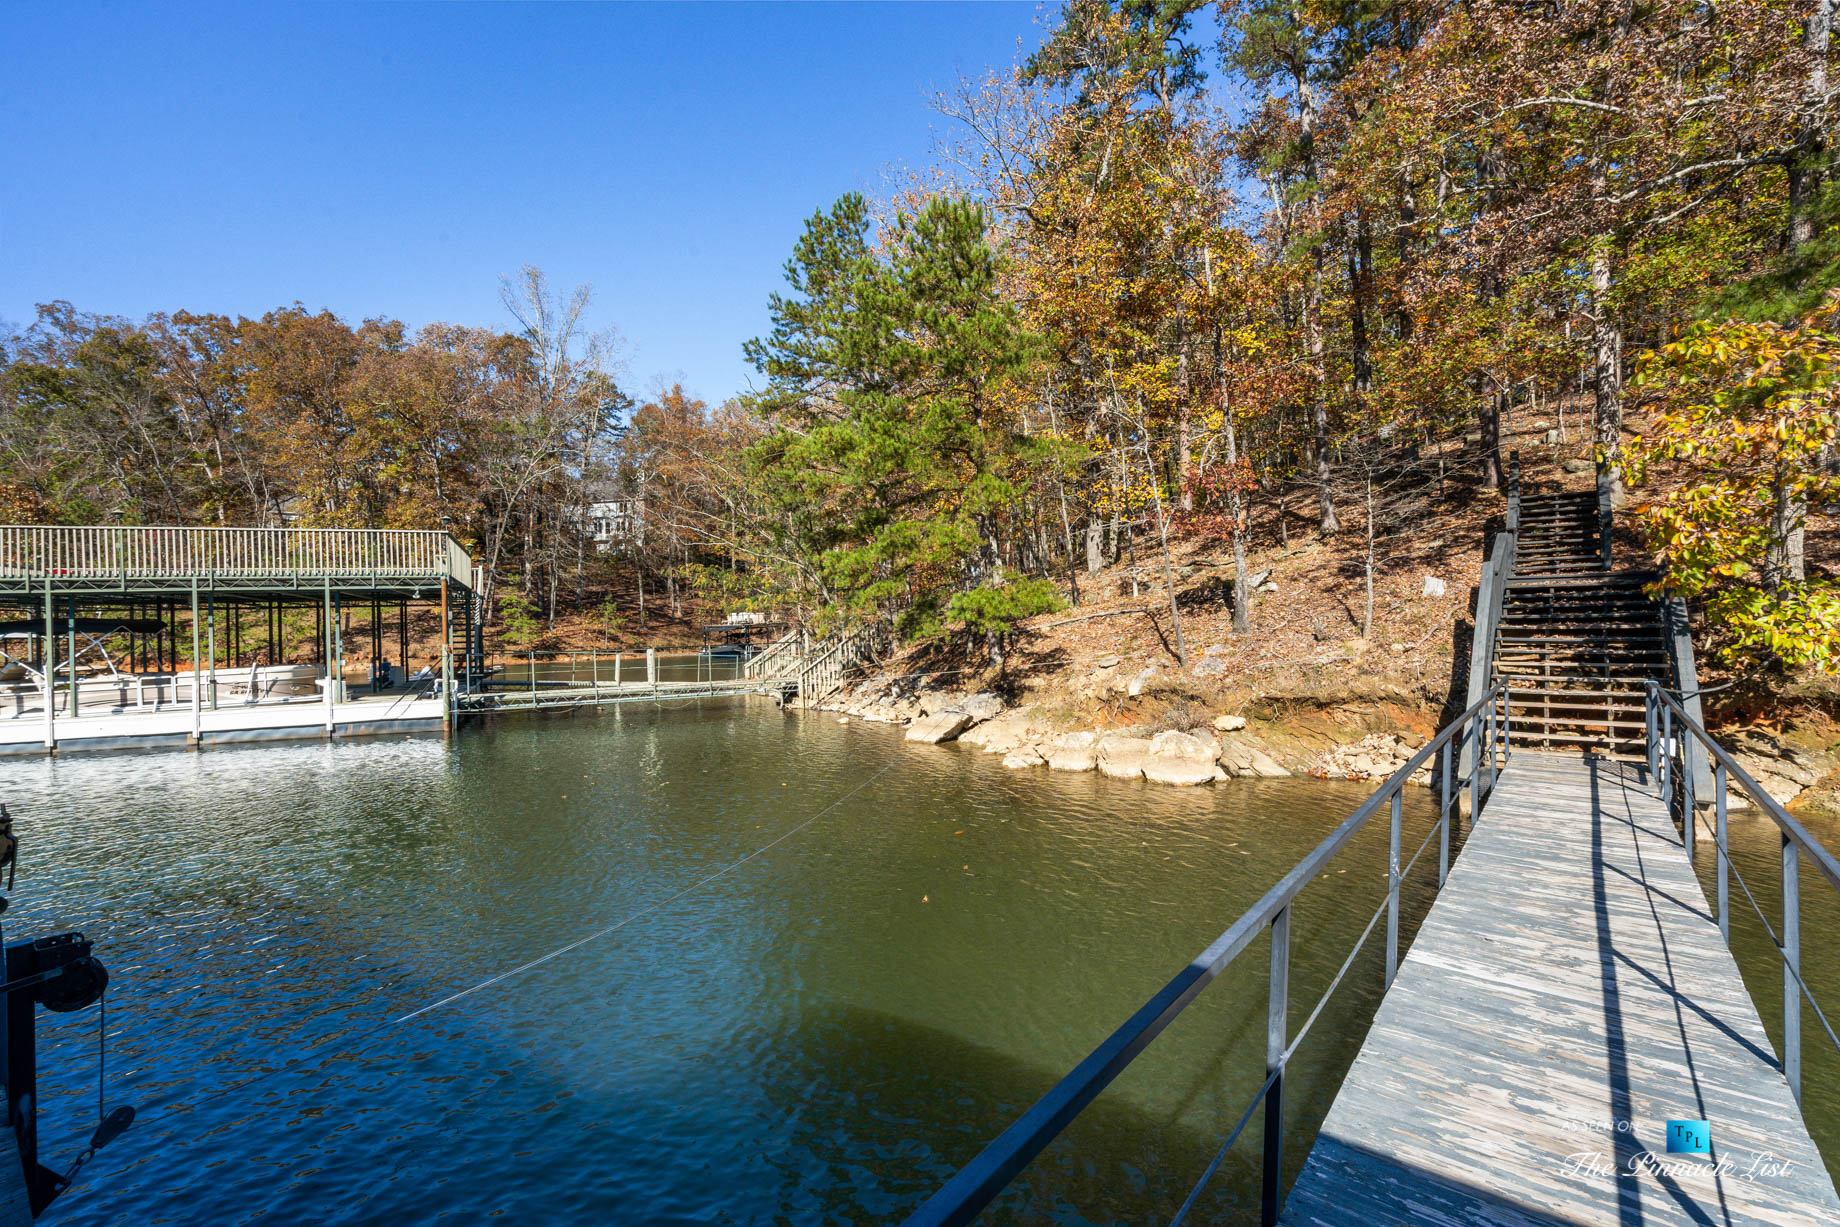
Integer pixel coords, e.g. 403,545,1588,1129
59,993,107,1187
394,748,903,1024
199,748,907,1105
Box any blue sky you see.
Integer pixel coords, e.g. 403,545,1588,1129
2,2,1051,404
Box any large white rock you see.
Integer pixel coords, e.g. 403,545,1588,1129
1097,732,1150,780
1044,731,1099,771
1143,730,1227,786
1213,714,1248,732
1002,744,1045,770
905,710,975,744
961,709,1034,752
1245,746,1291,777
959,692,1006,723
1218,737,1290,778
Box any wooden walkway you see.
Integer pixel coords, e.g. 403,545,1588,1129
457,676,788,714
1283,752,1840,1226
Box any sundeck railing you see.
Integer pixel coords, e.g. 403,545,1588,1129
0,525,473,587
904,683,1516,1227
1646,681,1840,1103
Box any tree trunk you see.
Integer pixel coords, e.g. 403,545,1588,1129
1589,152,1624,501
1791,0,1837,250
1363,475,1376,640
1350,218,1373,394
1396,174,1416,342
1298,61,1338,536
1766,467,1807,588
1479,387,1504,489
1085,516,1103,575
1781,0,1833,579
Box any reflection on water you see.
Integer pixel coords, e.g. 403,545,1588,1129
0,704,1826,1223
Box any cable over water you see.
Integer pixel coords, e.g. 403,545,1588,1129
393,748,905,1024
204,747,907,1101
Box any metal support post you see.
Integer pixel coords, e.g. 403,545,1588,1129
1261,905,1290,1227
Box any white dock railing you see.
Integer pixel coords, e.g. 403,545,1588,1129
0,525,474,588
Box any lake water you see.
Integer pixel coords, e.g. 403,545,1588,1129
0,699,1832,1224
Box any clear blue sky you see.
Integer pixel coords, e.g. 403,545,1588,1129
2,2,1050,404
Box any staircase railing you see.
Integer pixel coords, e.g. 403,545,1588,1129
1596,459,1615,570
741,630,804,680
902,684,1516,1227
1646,682,1840,1105
1461,466,1519,776
796,621,887,704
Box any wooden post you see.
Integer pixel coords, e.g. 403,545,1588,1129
190,577,203,747
206,593,218,711
41,579,54,753
647,647,657,692
324,579,336,737
65,595,78,718
439,578,452,738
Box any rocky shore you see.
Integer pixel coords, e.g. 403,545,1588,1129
818,673,1433,787
816,666,1839,815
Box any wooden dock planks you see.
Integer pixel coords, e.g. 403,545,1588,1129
1282,752,1840,1226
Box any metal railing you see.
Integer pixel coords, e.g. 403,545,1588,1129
1646,681,1840,1104
0,525,473,587
903,683,1516,1227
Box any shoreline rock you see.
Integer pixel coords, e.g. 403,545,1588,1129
811,667,1837,812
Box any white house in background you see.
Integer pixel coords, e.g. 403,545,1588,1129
583,498,645,551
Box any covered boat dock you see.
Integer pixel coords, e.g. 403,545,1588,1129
0,524,482,753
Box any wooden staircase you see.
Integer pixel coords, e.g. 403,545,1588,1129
1490,483,1670,759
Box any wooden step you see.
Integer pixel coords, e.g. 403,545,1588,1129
1493,672,1663,687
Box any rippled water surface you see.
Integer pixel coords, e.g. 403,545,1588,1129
1,702,1831,1224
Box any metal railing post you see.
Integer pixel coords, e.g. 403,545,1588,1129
1261,904,1290,1227
1438,740,1453,887
1656,688,1670,783
1784,833,1802,1103
1485,701,1498,796
1386,790,1403,988
1469,715,1482,821
1715,762,1729,944
1682,735,1697,864
1661,704,1673,808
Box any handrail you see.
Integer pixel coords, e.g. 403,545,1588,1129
1461,530,1516,776
1595,459,1615,570
904,682,1515,1227
742,630,803,680
1658,597,1711,795
0,524,476,590
796,621,886,703
1645,681,1840,1106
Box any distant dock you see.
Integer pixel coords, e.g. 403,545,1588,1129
0,523,480,754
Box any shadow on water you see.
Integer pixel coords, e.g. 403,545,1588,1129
0,701,1482,1223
